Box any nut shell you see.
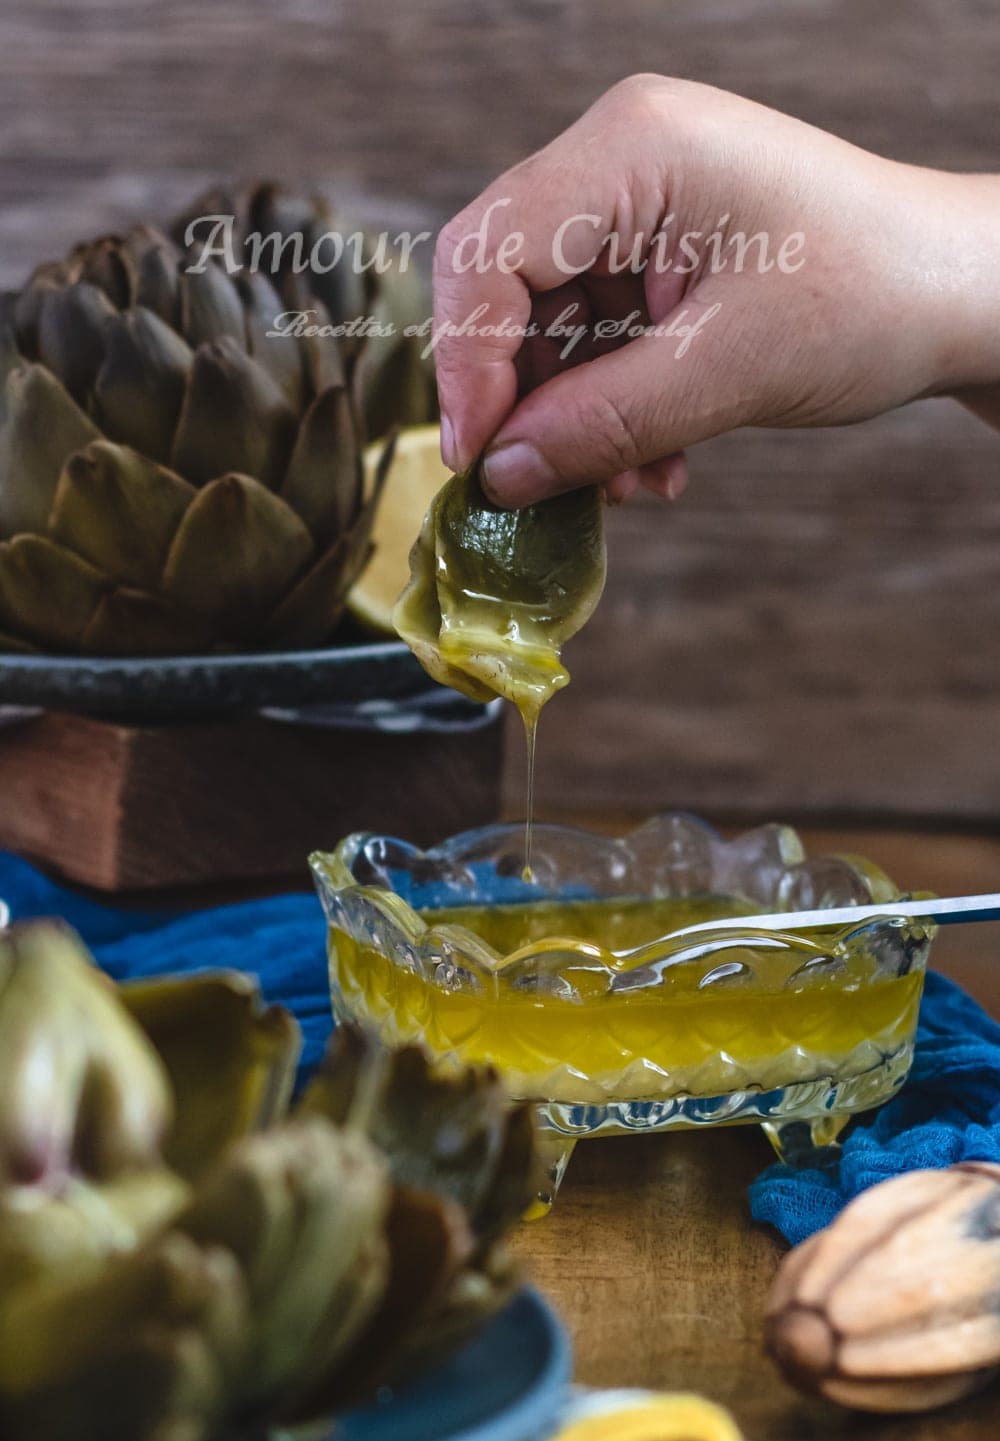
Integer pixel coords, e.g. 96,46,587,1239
765,1163,1000,1413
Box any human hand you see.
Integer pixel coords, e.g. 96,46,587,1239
432,75,1000,506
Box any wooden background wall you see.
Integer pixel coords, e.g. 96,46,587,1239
2,0,998,826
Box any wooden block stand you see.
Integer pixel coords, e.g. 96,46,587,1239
0,709,504,892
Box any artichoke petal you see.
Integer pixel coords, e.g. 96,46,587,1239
0,1230,247,1441
162,472,313,635
280,384,361,545
177,263,247,351
0,533,107,651
259,520,367,649
0,922,172,1189
178,1118,390,1405
121,972,301,1182
12,261,74,356
302,1024,537,1239
50,440,195,592
238,271,305,410
301,296,347,396
36,282,116,406
121,224,182,327
171,336,297,489
286,1184,474,1417
93,307,193,464
0,364,101,536
81,586,215,657
71,235,132,311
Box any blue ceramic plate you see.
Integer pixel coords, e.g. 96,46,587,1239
331,1289,571,1441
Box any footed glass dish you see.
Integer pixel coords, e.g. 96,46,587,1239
310,815,934,1204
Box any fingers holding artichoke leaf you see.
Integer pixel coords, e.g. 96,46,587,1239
394,464,607,722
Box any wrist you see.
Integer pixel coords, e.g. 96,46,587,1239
901,168,1000,397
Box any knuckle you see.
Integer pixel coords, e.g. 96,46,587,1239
601,72,674,122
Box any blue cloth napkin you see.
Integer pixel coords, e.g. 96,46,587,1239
750,969,1000,1245
2,850,997,1247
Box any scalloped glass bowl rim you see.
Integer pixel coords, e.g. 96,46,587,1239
309,815,922,984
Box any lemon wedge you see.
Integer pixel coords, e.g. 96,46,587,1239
552,1392,743,1441
347,423,449,635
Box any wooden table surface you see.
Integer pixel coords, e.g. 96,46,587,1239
513,824,1000,1439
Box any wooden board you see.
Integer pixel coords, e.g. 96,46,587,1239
516,1129,1000,1441
0,709,503,890
1,0,999,824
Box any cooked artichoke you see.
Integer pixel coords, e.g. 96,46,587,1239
0,182,436,656
0,921,537,1440
394,465,606,720
765,1163,1000,1412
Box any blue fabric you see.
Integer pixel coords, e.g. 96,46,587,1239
0,852,335,1080
3,852,997,1248
750,969,1000,1245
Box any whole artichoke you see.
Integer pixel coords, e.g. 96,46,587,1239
0,183,435,656
0,921,537,1441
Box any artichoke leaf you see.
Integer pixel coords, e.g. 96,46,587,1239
11,261,74,357
300,296,347,397
281,383,362,545
81,585,216,657
92,306,193,464
178,1118,390,1406
0,533,108,651
287,1183,475,1417
121,223,182,327
0,1229,247,1441
238,271,305,411
171,336,297,489
434,467,605,718
162,472,314,636
50,440,196,592
178,262,247,351
261,435,392,647
302,1024,537,1237
73,235,133,311
121,972,301,1182
0,363,101,536
36,282,117,405
0,923,172,1189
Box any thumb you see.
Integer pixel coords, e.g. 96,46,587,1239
480,302,741,506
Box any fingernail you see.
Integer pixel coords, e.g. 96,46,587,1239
666,468,688,501
440,414,458,472
482,441,558,505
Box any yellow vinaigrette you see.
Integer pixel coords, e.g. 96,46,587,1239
327,894,924,1105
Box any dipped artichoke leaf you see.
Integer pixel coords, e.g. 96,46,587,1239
395,464,606,713
301,1024,539,1240
121,971,301,1182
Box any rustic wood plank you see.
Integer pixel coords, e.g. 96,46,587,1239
515,1129,1000,1439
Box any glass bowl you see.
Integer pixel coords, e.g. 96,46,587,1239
310,814,934,1204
